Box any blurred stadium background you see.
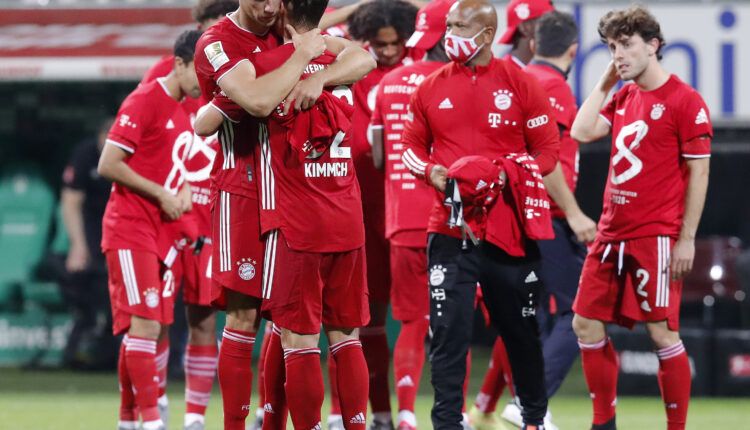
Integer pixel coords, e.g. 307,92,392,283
0,0,748,428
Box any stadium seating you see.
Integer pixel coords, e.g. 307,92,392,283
0,165,55,311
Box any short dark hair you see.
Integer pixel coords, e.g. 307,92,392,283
535,10,578,57
192,0,238,25
347,0,418,43
174,30,203,63
598,5,665,60
284,0,329,29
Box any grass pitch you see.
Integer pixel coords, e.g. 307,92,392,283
1,350,747,429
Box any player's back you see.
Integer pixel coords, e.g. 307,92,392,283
375,60,443,244
102,80,193,253
252,44,364,253
598,75,712,241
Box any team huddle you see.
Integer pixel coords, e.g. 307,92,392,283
97,1,712,430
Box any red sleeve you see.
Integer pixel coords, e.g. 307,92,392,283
546,80,576,131
369,82,385,128
676,90,713,157
209,94,244,123
195,32,252,92
401,85,434,180
520,75,560,175
106,93,150,154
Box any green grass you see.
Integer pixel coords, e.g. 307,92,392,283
1,348,748,429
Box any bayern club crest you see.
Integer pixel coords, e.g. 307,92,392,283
144,288,160,309
237,258,256,281
515,3,531,20
493,89,513,111
650,103,665,120
429,265,448,286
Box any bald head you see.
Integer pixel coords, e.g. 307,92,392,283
449,0,497,35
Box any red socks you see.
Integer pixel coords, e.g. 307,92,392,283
118,336,137,425
125,335,162,425
156,337,169,399
184,343,218,416
219,328,255,430
475,338,514,413
360,326,392,416
393,318,428,415
285,348,324,430
263,325,288,430
657,341,691,430
579,337,619,426
330,339,369,430
328,352,342,418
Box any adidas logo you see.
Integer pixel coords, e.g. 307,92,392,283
264,403,274,414
166,119,175,129
397,375,415,387
475,179,488,190
616,108,625,116
253,46,261,53
312,422,323,430
695,108,708,125
524,271,538,283
349,412,366,424
438,98,453,109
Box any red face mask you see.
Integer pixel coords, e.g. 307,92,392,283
444,28,486,64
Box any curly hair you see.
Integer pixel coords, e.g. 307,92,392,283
598,5,665,60
347,0,418,43
192,0,238,25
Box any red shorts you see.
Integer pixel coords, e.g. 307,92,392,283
181,242,213,306
573,236,682,330
389,245,429,321
211,191,265,308
106,249,176,335
261,230,370,334
365,221,391,304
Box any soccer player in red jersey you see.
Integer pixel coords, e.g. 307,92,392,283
345,2,420,426
98,30,203,430
367,1,453,429
570,6,712,430
400,0,561,428
497,0,553,69
194,2,374,429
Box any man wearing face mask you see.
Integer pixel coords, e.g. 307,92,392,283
400,1,560,429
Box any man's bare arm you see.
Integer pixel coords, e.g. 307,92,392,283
371,127,385,170
571,61,617,143
671,154,710,279
61,188,89,272
98,143,183,220
219,26,326,117
542,163,597,243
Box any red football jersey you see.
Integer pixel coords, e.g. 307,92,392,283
401,58,560,256
599,75,713,242
141,54,205,120
370,60,443,247
184,127,219,235
525,62,579,219
194,15,280,199
102,79,193,254
598,75,712,241
351,52,415,233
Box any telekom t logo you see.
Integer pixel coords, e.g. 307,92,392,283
488,113,502,128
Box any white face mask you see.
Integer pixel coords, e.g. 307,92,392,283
444,27,487,63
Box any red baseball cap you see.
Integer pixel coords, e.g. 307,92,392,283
406,0,457,50
447,155,504,210
498,0,555,45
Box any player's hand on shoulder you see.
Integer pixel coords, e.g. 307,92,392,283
429,164,448,193
670,238,695,280
288,25,325,60
158,190,184,221
567,211,597,243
